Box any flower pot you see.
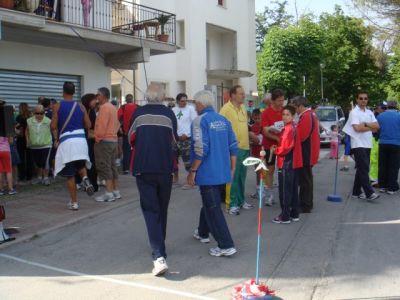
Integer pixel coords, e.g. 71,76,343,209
157,34,169,43
0,0,15,9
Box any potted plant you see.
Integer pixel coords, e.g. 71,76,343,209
0,0,15,9
156,14,171,42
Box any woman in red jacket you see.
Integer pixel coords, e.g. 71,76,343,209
271,106,303,224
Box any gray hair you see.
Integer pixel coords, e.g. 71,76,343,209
145,83,165,103
291,96,308,107
193,90,215,107
34,104,44,112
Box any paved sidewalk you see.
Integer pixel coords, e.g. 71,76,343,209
0,174,140,249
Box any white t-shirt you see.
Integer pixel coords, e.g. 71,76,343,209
172,104,198,137
343,105,377,149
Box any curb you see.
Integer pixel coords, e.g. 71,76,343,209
0,197,140,250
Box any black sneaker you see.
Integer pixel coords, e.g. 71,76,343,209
387,190,399,195
82,178,95,196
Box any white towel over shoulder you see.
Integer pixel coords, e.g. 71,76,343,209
55,129,92,176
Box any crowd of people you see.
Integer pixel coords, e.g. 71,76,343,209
1,82,399,277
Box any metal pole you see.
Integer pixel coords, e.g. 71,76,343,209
303,75,306,97
320,63,325,100
321,68,324,99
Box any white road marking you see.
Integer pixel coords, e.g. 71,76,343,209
0,254,216,300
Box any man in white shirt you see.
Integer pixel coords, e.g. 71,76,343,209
172,93,198,188
343,91,380,201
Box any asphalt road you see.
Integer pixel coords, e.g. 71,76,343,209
1,149,400,300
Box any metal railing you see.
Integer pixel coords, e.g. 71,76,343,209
10,0,176,45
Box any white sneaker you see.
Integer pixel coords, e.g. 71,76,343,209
265,194,274,206
352,193,366,199
209,247,237,257
152,257,168,276
193,229,210,243
43,177,50,186
95,192,115,202
228,207,240,215
112,190,121,199
366,193,380,202
67,202,79,210
242,201,254,209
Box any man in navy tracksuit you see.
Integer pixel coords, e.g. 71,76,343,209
128,84,177,276
187,90,238,257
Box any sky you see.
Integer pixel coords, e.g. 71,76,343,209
255,0,354,17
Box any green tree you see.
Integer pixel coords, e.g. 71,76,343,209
257,7,386,107
255,0,293,50
257,17,323,99
318,7,385,106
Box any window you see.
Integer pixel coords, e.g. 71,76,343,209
176,20,185,48
316,108,337,122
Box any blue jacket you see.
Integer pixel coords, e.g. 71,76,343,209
190,107,238,185
129,104,178,175
377,110,400,146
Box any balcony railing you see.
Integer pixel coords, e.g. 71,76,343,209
4,0,176,45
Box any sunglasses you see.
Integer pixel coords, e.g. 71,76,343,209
358,97,368,100
35,112,44,115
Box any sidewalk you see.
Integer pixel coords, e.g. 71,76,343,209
0,174,140,249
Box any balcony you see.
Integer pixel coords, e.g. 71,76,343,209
0,0,176,68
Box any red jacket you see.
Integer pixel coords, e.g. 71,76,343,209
297,109,320,166
118,103,138,134
275,122,303,169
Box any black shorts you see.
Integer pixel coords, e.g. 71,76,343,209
265,149,276,166
59,160,86,177
31,148,51,169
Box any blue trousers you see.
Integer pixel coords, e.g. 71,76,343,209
278,167,299,221
197,185,234,249
136,173,172,260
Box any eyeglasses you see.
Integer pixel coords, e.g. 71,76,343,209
358,97,368,101
35,112,44,115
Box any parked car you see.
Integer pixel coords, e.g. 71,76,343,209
316,105,345,145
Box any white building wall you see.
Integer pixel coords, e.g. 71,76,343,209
0,41,111,94
114,0,256,103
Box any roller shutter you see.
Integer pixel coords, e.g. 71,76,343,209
0,69,82,107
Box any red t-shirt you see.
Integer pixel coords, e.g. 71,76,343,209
250,122,262,157
261,106,283,149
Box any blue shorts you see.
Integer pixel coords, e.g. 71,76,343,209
10,143,21,166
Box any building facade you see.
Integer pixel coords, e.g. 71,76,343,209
112,0,257,109
0,0,176,106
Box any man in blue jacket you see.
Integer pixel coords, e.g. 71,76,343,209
187,90,238,257
128,83,178,276
377,100,400,195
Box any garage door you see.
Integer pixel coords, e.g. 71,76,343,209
0,70,82,107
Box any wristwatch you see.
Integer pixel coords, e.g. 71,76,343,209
190,169,197,173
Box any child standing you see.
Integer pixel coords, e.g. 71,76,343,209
249,109,266,199
271,106,302,224
329,125,339,159
0,136,17,195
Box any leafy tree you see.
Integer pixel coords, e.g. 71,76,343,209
318,7,384,106
257,7,387,107
386,46,400,100
257,17,323,98
255,0,293,50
